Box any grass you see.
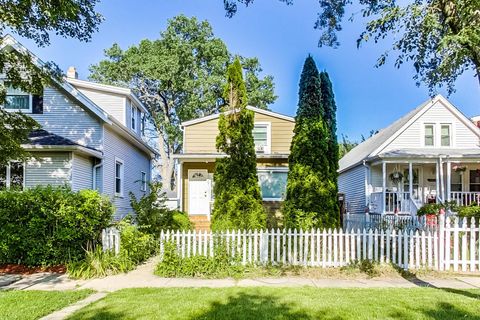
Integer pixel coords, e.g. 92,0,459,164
68,287,480,319
0,290,93,320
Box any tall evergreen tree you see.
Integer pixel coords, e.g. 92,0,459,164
283,56,339,230
212,58,266,230
320,71,339,207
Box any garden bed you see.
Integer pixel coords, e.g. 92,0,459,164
0,264,66,275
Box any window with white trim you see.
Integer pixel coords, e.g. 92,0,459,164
440,124,451,146
140,113,146,135
130,105,137,131
257,168,288,200
3,86,32,112
424,124,434,146
115,158,124,196
141,171,147,192
253,123,270,154
0,162,24,190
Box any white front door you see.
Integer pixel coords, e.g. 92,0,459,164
188,170,211,216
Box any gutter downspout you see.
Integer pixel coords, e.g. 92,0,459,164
93,159,103,191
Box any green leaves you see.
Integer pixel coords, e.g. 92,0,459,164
212,59,266,231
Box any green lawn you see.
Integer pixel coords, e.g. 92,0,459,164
68,287,480,320
0,290,93,320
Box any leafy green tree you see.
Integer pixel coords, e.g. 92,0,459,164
223,0,480,93
211,58,266,231
283,56,339,230
89,15,276,190
319,71,338,182
0,0,103,164
339,134,358,158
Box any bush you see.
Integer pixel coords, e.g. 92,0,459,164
417,203,444,216
68,220,159,279
130,182,192,237
0,186,113,266
155,239,244,278
457,204,480,219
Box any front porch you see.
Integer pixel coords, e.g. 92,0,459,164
367,159,480,215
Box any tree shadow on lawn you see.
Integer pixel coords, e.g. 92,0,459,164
190,292,313,320
67,308,128,320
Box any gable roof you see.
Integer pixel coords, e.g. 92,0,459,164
0,35,111,124
339,95,480,173
181,106,294,127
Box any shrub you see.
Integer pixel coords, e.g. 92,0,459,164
417,203,444,216
68,220,159,279
155,239,244,278
457,204,480,219
130,181,192,237
0,186,113,266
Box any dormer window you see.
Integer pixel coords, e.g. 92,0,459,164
3,86,32,113
130,105,137,131
253,123,271,154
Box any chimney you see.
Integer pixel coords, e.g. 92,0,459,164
471,116,480,128
66,66,78,79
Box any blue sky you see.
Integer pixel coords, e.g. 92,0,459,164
15,0,479,141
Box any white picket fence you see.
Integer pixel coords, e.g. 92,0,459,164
157,216,480,272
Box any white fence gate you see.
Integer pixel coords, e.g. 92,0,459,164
102,227,120,254
157,216,480,272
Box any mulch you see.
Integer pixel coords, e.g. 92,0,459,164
0,264,66,275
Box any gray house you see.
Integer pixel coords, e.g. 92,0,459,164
0,35,158,219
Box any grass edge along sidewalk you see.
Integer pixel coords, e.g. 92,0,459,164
67,287,480,320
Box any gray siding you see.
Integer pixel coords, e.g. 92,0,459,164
103,126,151,219
338,164,366,215
25,152,72,188
72,153,93,190
75,87,126,126
31,86,103,150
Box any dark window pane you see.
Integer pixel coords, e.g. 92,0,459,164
10,162,23,190
0,165,6,189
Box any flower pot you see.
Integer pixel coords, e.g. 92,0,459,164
426,214,437,226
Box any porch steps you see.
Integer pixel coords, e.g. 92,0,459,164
189,215,211,231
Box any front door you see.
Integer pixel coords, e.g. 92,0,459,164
188,170,211,216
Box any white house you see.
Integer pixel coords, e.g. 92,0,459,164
339,95,480,216
0,35,158,219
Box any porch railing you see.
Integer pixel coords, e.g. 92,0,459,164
370,192,412,214
450,192,480,206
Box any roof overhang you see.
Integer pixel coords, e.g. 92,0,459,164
181,106,294,127
66,77,148,114
22,144,103,158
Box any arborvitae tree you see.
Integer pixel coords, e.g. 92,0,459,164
212,58,266,230
283,56,339,230
320,71,339,213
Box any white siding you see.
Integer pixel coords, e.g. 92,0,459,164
383,100,480,152
72,153,93,190
30,86,103,150
25,152,72,188
338,164,366,215
103,127,151,219
75,87,126,125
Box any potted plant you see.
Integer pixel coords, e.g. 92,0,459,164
417,203,444,226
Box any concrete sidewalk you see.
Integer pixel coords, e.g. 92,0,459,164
2,258,480,292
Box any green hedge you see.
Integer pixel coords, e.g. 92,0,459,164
0,186,114,266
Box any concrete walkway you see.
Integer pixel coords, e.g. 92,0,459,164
2,257,480,292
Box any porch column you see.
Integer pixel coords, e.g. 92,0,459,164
446,161,451,201
178,160,183,211
382,162,387,215
439,157,445,202
435,160,440,203
408,162,413,200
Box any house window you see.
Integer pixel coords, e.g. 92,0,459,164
253,123,270,153
115,158,124,196
424,124,434,146
140,113,146,135
257,169,288,200
469,170,480,192
130,105,137,131
451,170,462,192
141,171,147,192
3,86,32,112
0,162,24,190
440,124,451,146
